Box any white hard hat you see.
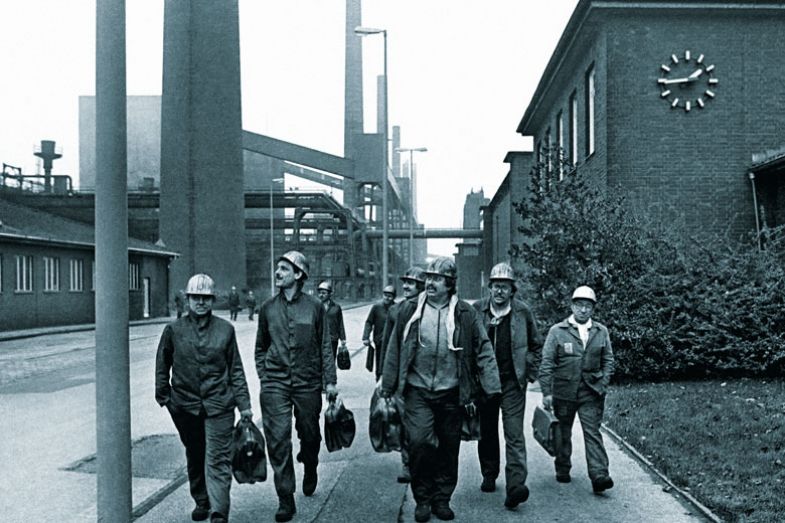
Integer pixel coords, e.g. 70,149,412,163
317,281,333,292
572,286,597,303
186,273,215,296
278,250,310,279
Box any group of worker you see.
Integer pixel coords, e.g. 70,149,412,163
155,250,615,523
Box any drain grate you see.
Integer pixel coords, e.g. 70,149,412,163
63,434,185,480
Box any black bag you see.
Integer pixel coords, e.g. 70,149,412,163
231,417,267,483
532,405,561,456
324,398,356,452
460,403,481,441
369,386,403,452
365,343,375,372
337,345,351,370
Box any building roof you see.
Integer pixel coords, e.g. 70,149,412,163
0,198,178,257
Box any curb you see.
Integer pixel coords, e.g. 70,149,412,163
601,424,723,523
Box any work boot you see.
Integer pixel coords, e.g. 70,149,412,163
431,502,455,521
556,473,571,483
275,495,296,522
504,485,530,509
397,464,411,483
592,476,614,494
210,513,227,523
303,465,318,496
414,503,431,522
480,476,496,492
191,504,210,521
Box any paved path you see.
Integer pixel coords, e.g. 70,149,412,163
0,304,706,522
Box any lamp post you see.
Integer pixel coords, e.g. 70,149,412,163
395,147,427,266
355,25,389,288
270,177,284,296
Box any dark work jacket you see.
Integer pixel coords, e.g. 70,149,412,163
155,312,251,416
255,290,337,390
228,291,241,310
538,317,614,400
324,300,346,342
363,301,390,348
473,298,543,388
381,296,502,405
381,295,420,375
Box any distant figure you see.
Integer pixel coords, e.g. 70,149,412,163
362,285,396,379
317,280,347,360
539,285,615,494
246,291,257,321
155,273,252,523
228,286,241,321
174,292,184,318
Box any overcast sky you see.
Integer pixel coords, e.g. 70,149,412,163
0,0,578,256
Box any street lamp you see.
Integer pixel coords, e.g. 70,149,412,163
270,177,284,296
355,25,389,289
395,147,427,266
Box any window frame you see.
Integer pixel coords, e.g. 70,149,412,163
585,64,596,157
15,254,33,293
569,90,578,167
556,111,564,181
43,256,60,292
129,261,140,291
69,258,84,292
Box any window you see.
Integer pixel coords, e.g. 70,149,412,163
569,91,578,166
545,127,552,189
535,140,543,192
91,261,95,291
70,259,84,292
129,262,140,291
44,256,60,292
15,255,33,292
556,111,564,181
585,65,595,156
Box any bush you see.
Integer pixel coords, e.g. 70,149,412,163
512,165,785,381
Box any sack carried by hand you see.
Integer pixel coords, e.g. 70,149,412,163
369,385,403,452
337,345,351,370
324,398,356,452
231,417,267,484
531,405,561,457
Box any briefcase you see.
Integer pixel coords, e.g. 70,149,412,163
531,406,561,457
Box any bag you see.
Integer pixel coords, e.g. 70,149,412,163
460,403,481,441
337,345,351,370
324,398,356,452
365,343,375,372
532,406,561,457
231,417,267,483
369,385,403,452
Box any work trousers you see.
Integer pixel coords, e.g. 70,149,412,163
260,383,322,497
478,377,528,493
168,407,235,517
404,386,461,506
552,382,610,481
230,308,238,321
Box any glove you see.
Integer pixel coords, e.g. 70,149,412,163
240,409,253,420
464,402,477,417
542,395,553,411
325,383,339,402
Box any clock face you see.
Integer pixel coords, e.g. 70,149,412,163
658,50,719,112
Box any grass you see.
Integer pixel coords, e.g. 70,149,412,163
605,379,785,523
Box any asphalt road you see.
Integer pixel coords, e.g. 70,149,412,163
1,303,707,522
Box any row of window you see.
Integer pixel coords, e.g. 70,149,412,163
537,64,596,184
0,254,140,294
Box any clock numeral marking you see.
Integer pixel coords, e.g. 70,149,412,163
671,54,679,64
658,78,668,84
708,78,719,85
661,90,672,98
685,50,691,61
706,64,715,73
671,97,680,108
697,98,705,108
697,54,705,64
705,90,716,98
661,64,671,73
685,100,691,112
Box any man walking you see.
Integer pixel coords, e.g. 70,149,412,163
246,290,257,321
228,285,241,321
473,262,542,509
317,280,347,360
255,251,338,522
363,285,396,379
155,273,253,523
381,257,501,522
539,286,615,494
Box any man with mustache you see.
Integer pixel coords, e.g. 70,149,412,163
156,273,253,523
472,262,542,509
381,257,501,522
255,251,338,522
362,285,396,378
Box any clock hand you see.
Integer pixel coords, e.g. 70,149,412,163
659,77,691,85
688,69,703,81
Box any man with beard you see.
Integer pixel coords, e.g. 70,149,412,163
472,262,542,509
255,251,338,522
317,280,347,361
380,266,426,484
362,285,396,379
156,273,252,523
539,286,615,494
381,257,501,522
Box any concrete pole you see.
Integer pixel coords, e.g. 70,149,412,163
381,30,389,288
95,0,131,520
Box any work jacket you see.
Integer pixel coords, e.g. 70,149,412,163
155,312,251,416
381,295,420,373
363,301,390,348
473,297,543,388
228,292,241,310
381,293,501,405
538,317,614,400
324,300,346,342
255,290,337,390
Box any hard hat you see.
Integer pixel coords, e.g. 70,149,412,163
425,257,457,280
186,273,215,296
382,285,396,296
489,262,516,282
278,250,310,279
318,281,333,292
400,266,426,284
572,286,597,303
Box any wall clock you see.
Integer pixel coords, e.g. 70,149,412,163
658,50,719,112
